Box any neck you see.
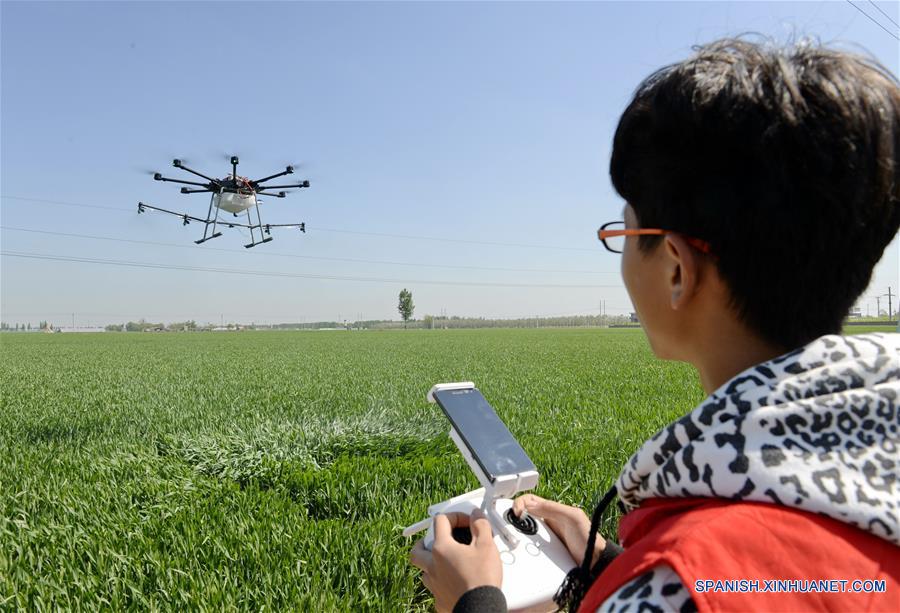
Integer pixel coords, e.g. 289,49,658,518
689,320,787,396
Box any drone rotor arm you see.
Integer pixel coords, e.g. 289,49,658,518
256,191,287,198
255,183,308,190
174,162,222,186
154,175,212,188
180,187,216,194
253,168,294,184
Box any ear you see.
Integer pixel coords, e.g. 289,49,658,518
663,234,702,310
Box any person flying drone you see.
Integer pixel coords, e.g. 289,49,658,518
409,37,900,613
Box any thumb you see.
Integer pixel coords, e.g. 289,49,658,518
521,495,572,520
470,509,494,545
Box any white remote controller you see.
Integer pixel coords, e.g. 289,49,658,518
404,383,576,612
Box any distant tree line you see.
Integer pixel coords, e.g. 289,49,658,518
104,320,199,332
393,314,636,330
273,314,639,330
0,321,44,332
91,315,636,332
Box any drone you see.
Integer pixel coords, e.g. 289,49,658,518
137,156,309,248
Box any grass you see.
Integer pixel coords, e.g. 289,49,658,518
842,323,898,335
13,324,885,609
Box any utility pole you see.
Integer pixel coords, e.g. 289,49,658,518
886,287,894,321
876,297,882,319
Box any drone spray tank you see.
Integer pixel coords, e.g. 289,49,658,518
215,189,257,214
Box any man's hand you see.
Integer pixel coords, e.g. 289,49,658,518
512,494,606,566
409,509,502,613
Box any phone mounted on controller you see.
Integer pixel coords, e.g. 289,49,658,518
403,382,576,612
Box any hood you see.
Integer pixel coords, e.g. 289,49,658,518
615,332,899,545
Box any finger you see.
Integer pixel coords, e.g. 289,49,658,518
522,495,580,522
513,493,542,517
470,509,494,545
432,513,453,545
420,570,434,593
409,539,432,571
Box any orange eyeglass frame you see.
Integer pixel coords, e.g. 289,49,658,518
597,222,713,255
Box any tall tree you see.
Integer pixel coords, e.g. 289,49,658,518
398,289,415,327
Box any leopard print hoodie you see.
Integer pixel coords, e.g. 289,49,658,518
615,332,899,545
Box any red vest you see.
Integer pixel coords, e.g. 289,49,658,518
579,498,900,612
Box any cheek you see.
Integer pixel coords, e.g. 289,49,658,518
622,247,669,353
621,243,641,303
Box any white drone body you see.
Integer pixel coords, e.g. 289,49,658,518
404,382,576,613
215,190,258,214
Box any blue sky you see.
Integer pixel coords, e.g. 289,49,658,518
2,1,898,326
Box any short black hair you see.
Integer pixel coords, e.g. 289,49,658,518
610,38,900,349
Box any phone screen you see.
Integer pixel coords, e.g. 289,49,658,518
432,387,536,482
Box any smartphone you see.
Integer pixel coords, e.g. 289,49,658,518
432,387,536,484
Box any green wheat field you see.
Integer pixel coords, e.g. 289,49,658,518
0,326,892,610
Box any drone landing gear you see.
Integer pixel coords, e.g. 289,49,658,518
243,202,274,249
244,237,273,249
193,193,224,246
195,233,223,245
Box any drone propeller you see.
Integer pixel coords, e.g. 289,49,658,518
217,152,254,172
134,166,162,177
284,162,318,185
281,161,313,175
212,153,243,181
218,151,249,162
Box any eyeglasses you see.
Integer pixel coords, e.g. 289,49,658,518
597,221,712,255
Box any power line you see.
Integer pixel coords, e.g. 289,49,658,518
1,195,601,253
1,250,621,289
867,0,899,28
1,195,127,212
1,303,635,321
308,225,598,252
0,225,617,276
845,0,900,40
487,305,631,319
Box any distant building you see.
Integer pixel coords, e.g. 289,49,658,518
630,312,640,323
